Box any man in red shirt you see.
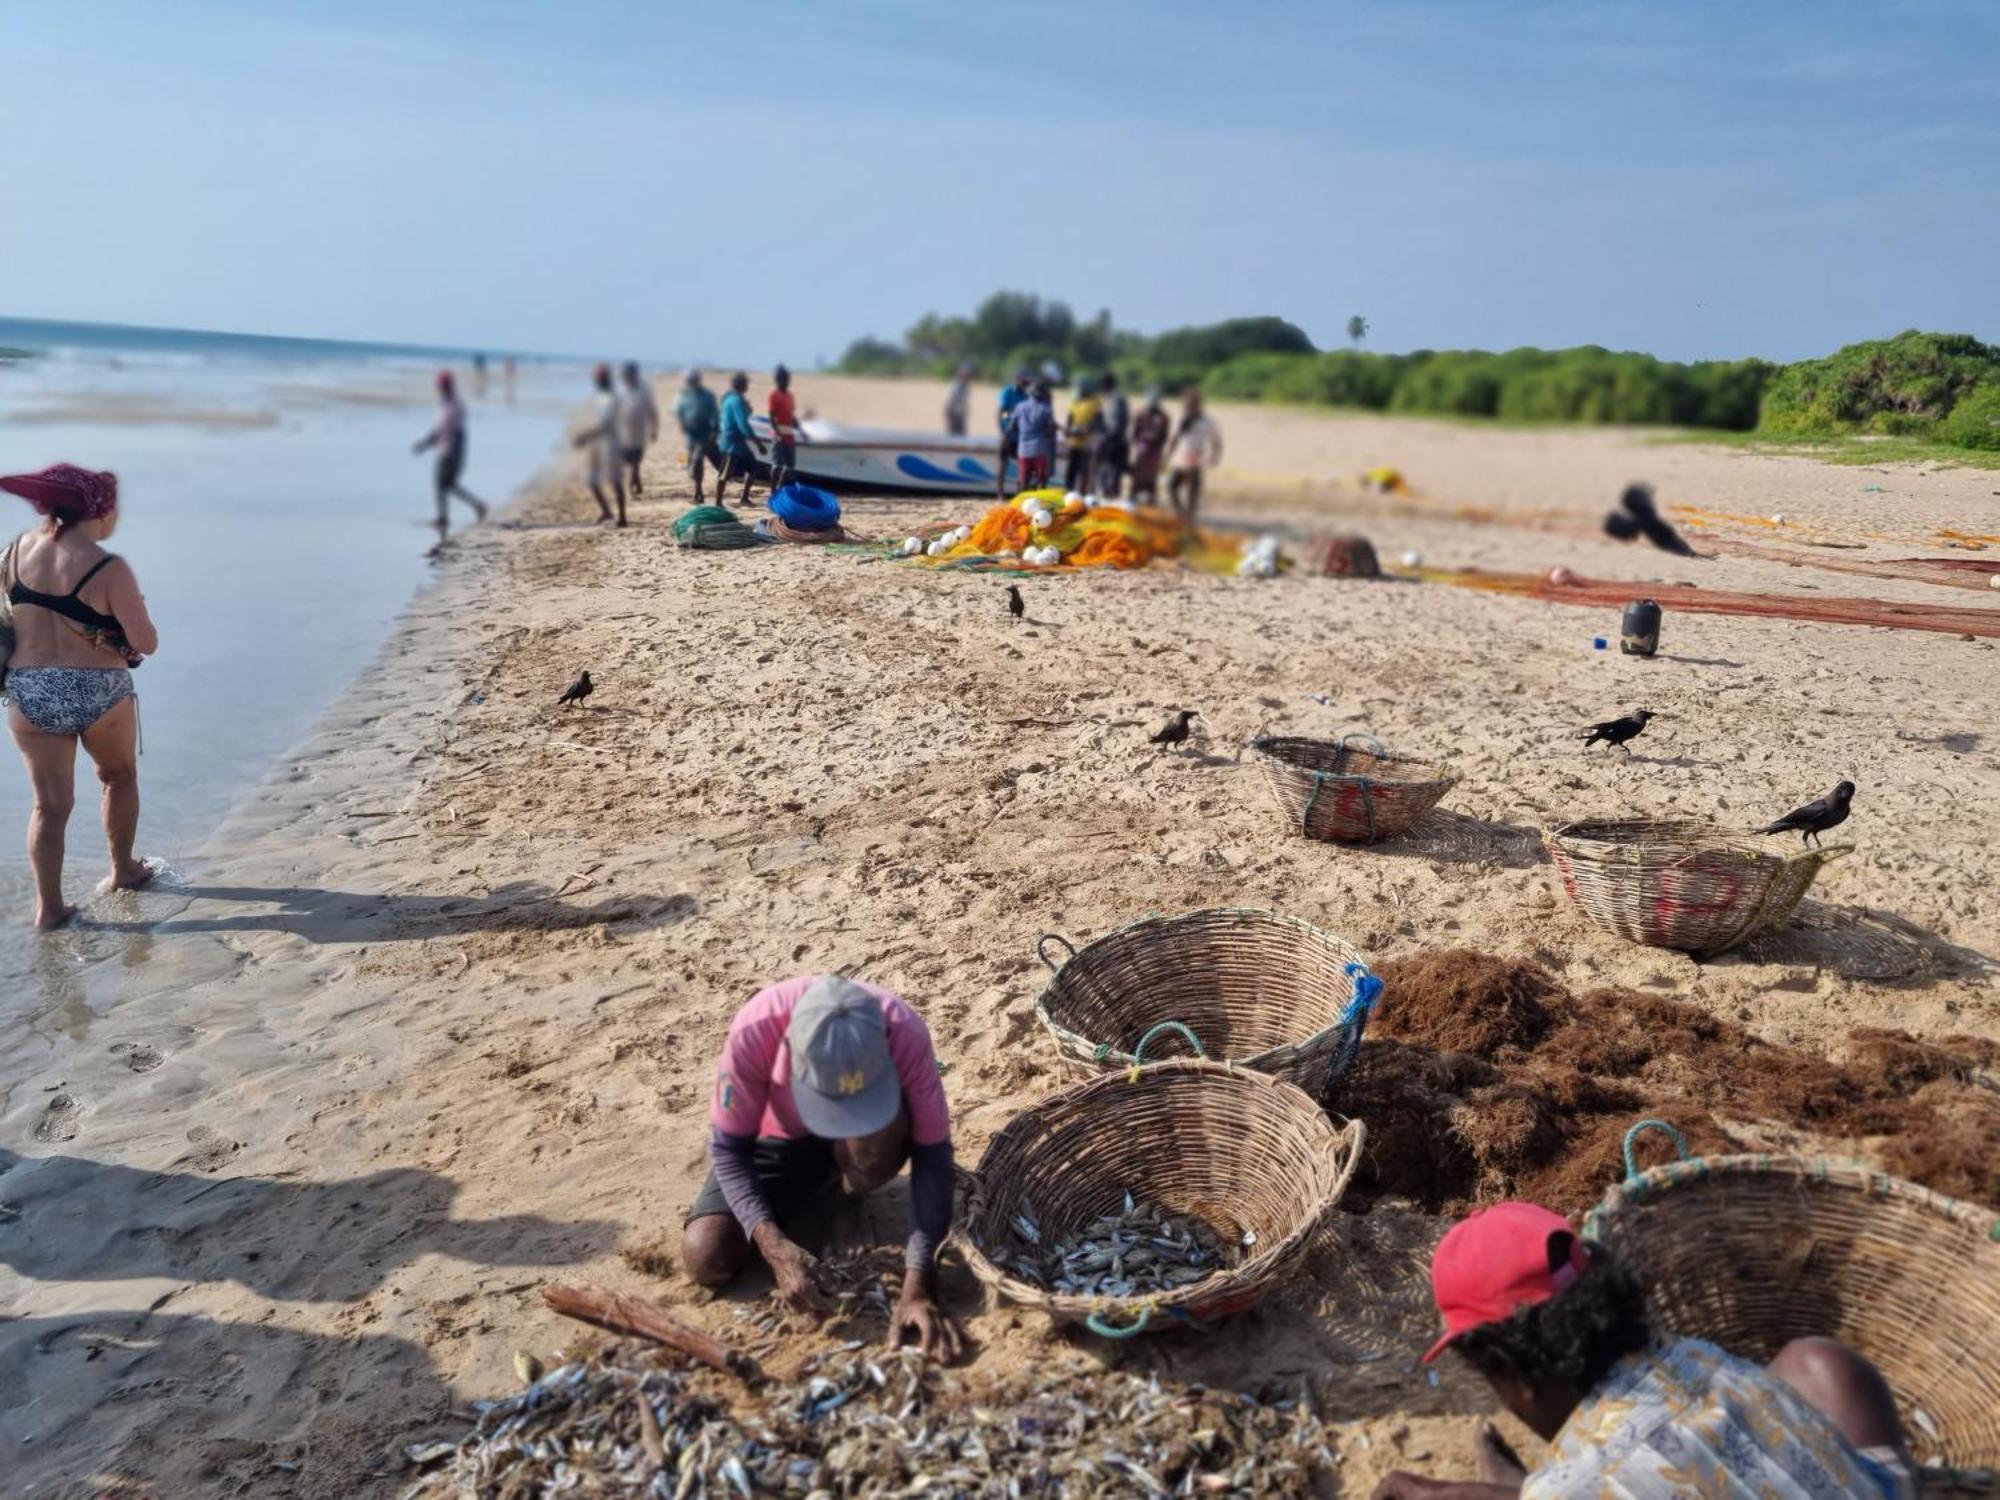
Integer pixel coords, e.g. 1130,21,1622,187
766,364,804,492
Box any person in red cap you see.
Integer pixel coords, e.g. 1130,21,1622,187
1372,1201,1914,1499
3,465,160,928
412,370,489,535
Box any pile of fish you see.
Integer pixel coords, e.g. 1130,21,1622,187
989,1197,1252,1301
403,1346,1341,1497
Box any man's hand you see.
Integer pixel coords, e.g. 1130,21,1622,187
887,1272,964,1362
752,1224,829,1317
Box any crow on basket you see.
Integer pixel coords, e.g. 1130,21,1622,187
558,670,594,709
1760,780,1854,847
1151,709,1199,747
1581,708,1654,751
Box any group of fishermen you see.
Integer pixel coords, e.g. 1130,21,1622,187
984,365,1223,516
687,975,1918,1497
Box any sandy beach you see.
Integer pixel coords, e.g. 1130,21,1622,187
5,375,1997,1497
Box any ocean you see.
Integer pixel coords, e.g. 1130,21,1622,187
0,316,584,1065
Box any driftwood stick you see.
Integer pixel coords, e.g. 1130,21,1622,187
540,1284,764,1387
634,1389,666,1471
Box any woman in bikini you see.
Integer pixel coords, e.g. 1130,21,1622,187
2,465,159,929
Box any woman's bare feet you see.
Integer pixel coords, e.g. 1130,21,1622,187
1475,1423,1529,1486
35,902,79,931
107,856,158,892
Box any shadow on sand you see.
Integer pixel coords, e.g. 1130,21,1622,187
0,1148,620,1301
1719,899,1997,986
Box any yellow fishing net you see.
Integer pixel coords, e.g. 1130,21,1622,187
914,493,1256,574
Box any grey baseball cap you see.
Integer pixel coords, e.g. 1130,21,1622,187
788,976,901,1139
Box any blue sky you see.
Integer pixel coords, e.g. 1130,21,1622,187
3,0,1994,364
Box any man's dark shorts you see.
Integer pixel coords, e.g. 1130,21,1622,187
685,1135,837,1226
435,453,464,491
769,439,797,473
621,446,645,467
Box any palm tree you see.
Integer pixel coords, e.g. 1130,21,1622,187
1346,315,1369,348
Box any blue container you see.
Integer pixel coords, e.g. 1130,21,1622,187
1621,598,1662,657
770,482,840,530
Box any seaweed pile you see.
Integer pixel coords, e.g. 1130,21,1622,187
403,1346,1342,1498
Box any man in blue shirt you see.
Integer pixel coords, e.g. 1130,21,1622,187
995,367,1031,497
717,371,760,509
675,370,722,504
1010,380,1056,492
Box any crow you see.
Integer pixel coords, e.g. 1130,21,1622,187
1006,584,1024,621
1602,482,1697,557
1150,709,1198,747
558,670,594,709
1581,708,1655,751
1760,780,1855,847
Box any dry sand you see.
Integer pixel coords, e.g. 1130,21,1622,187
3,375,1996,1497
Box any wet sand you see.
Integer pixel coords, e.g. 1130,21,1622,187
3,377,1996,1497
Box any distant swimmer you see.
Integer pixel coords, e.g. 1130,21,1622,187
557,670,594,708
1581,708,1655,752
411,371,489,534
573,364,625,527
617,363,661,499
1760,780,1854,847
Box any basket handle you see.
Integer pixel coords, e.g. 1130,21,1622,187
1621,1118,1692,1181
1321,1117,1368,1212
1036,933,1078,975
1130,1020,1207,1065
1338,732,1387,757
1084,1304,1154,1339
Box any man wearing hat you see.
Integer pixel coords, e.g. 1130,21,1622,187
682,976,962,1360
1371,1202,1914,1498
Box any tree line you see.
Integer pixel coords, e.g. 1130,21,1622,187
838,295,1998,450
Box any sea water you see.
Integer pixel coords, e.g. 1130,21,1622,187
0,317,592,1062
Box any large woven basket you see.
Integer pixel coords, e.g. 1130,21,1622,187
955,1059,1366,1337
1584,1124,2000,1478
1035,908,1383,1100
1544,818,1847,956
1251,735,1456,845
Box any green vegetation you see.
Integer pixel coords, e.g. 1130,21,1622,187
838,299,1997,451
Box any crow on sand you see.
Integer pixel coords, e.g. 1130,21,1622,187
1602,483,1697,557
1006,584,1024,621
558,670,594,709
1760,780,1855,847
1151,709,1198,747
1581,708,1655,751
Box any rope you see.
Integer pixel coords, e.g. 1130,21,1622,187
1321,963,1383,1091
1621,1118,1693,1181
1131,1021,1207,1065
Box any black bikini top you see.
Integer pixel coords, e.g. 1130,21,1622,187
8,554,123,635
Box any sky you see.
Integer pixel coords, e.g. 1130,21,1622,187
3,0,1995,366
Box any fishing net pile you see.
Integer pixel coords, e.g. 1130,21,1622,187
403,1346,1341,1498
894,491,1276,576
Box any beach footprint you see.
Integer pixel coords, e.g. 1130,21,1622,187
177,1124,241,1173
34,1092,82,1143
109,1041,165,1073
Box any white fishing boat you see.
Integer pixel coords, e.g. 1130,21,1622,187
745,414,1011,495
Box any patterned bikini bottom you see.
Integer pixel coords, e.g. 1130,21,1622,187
5,666,135,736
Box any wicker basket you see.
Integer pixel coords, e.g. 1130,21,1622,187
1035,907,1383,1100
1544,818,1848,956
955,1059,1366,1337
1584,1123,2000,1477
1251,735,1456,845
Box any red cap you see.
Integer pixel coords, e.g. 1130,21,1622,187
435,369,454,392
1422,1201,1586,1363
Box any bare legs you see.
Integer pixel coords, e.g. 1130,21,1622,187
9,694,145,929
1769,1337,1908,1458
680,1112,912,1287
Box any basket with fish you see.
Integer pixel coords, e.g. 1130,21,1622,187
1250,733,1456,845
954,1058,1366,1337
1584,1121,2000,1482
1034,907,1383,1099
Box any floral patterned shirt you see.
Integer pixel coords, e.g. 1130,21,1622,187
1522,1338,1899,1499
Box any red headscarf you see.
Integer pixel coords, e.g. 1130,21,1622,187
0,464,119,522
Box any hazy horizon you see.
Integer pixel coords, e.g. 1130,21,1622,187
6,1,1995,367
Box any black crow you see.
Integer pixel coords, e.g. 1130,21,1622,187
1581,708,1655,751
1760,780,1855,847
558,670,594,708
1006,584,1024,621
1150,709,1198,747
1604,483,1697,557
